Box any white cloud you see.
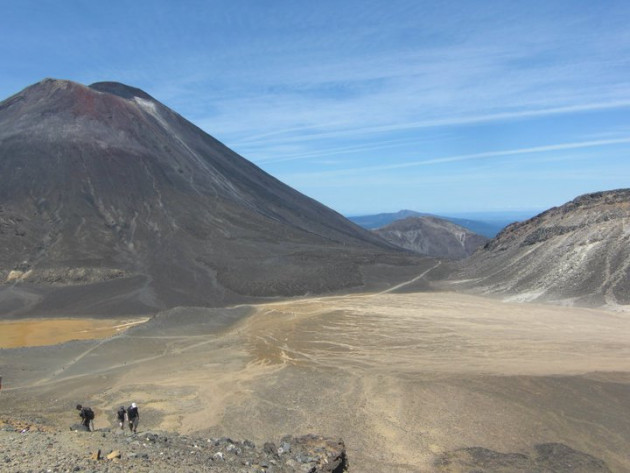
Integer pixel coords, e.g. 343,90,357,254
277,137,630,180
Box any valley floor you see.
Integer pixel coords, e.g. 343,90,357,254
1,290,629,472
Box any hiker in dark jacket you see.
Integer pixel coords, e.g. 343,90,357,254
127,402,139,433
76,404,95,431
116,406,126,430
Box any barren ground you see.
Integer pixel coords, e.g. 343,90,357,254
0,317,149,348
1,288,629,472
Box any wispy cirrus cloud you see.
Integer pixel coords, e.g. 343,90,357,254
175,4,630,149
278,137,630,180
231,100,630,163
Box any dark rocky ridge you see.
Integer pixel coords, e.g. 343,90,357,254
373,216,488,259
435,443,612,473
451,189,630,307
0,79,418,316
0,419,614,473
0,419,347,473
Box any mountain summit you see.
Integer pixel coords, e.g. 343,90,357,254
0,79,409,315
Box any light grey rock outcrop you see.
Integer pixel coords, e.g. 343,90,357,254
451,189,630,307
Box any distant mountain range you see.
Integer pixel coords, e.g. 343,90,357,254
373,216,488,259
450,189,630,308
348,210,533,237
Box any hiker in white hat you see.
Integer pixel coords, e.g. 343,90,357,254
127,402,140,433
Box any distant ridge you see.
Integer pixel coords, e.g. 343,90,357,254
451,189,630,307
349,210,515,237
0,78,417,315
374,216,488,259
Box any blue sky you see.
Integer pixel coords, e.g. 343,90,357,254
2,1,629,216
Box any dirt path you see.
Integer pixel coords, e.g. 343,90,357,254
376,260,441,295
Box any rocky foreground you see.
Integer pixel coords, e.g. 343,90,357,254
0,417,616,473
0,419,347,473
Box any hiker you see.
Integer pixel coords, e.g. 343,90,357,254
116,406,126,430
127,402,139,433
76,404,95,431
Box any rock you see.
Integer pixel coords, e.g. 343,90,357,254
1,418,349,473
106,450,121,460
296,453,317,463
69,423,89,432
534,443,612,473
435,443,612,473
144,432,159,442
263,442,277,456
278,440,292,455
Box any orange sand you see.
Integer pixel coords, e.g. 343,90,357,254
0,317,149,348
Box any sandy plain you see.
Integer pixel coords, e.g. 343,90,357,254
0,317,149,348
1,287,629,472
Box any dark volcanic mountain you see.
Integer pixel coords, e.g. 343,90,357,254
0,79,414,315
373,216,488,259
450,189,630,307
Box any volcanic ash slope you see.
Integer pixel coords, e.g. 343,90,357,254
374,216,488,259
0,79,417,315
450,189,630,308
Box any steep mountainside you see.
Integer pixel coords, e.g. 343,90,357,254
374,216,488,259
450,189,630,307
0,79,414,315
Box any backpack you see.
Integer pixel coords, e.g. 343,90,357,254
128,406,138,419
84,407,95,420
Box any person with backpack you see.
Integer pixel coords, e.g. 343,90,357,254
127,402,139,433
76,404,95,431
116,406,126,430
